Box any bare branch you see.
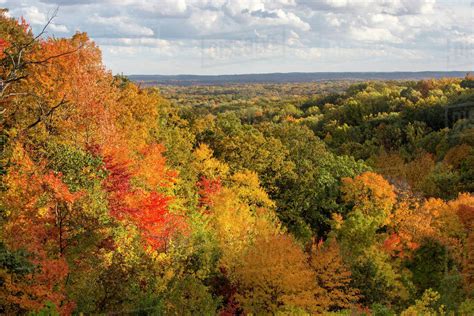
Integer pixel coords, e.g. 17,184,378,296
20,7,59,50
25,95,67,131
26,44,84,65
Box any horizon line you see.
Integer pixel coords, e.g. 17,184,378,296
127,70,473,77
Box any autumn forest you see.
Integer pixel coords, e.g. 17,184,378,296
1,11,474,316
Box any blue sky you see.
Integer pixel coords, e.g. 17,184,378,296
3,0,474,75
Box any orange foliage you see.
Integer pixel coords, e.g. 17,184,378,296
310,239,359,310
342,171,396,217
443,144,472,168
447,193,474,292
464,231,474,295
2,145,78,313
102,145,186,251
0,37,10,58
389,194,474,262
27,34,113,137
450,193,474,230
134,143,177,190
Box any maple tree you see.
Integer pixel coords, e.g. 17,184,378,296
102,145,185,251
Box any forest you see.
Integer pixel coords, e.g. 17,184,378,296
1,11,474,315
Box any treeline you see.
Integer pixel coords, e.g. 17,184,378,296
1,12,473,315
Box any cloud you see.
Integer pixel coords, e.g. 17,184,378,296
3,0,473,74
349,26,402,44
38,0,96,5
294,47,321,59
123,0,189,17
49,23,68,32
385,0,436,16
87,15,154,37
20,6,47,25
96,37,172,48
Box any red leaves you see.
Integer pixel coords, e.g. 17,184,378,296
197,176,222,209
135,143,178,189
103,153,134,220
102,145,186,250
383,233,402,256
0,37,10,58
135,192,183,249
19,16,30,33
383,232,419,259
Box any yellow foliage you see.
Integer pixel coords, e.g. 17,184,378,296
342,171,396,223
114,83,161,150
401,289,445,316
193,143,229,180
233,234,329,314
310,239,359,310
229,169,275,210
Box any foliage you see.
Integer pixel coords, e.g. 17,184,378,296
1,11,473,314
401,288,445,316
309,238,359,310
232,234,329,314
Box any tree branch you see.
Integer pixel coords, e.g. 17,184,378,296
25,95,67,131
26,44,84,66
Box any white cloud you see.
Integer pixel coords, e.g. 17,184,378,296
188,9,222,33
294,47,321,59
21,6,47,25
384,0,436,15
349,26,402,43
3,0,473,74
104,46,139,56
97,37,172,48
322,0,348,9
324,13,342,27
87,15,154,37
273,9,310,31
49,23,69,32
129,0,188,17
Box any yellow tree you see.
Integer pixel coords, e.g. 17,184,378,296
233,234,329,314
449,193,474,295
309,238,360,310
338,172,396,255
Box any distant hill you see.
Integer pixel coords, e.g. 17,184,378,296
128,71,471,86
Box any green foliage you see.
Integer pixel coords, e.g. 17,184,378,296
401,288,445,316
29,302,60,316
406,238,452,297
261,122,368,239
371,303,396,316
459,298,474,315
161,275,221,315
438,268,465,312
0,242,35,276
351,248,407,307
44,141,107,192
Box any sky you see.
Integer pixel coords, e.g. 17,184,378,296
3,0,474,75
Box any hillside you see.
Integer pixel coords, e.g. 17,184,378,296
129,71,471,86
